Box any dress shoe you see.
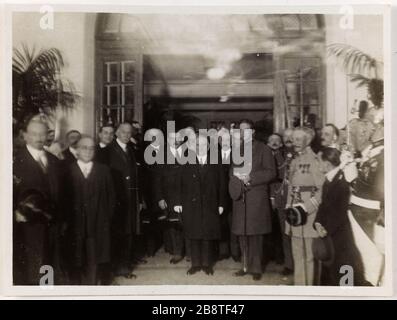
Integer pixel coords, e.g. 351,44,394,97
186,267,201,275
280,267,293,276
233,270,246,277
170,256,184,264
252,273,262,281
126,273,137,279
203,267,214,275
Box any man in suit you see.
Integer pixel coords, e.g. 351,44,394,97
104,122,143,278
66,136,115,285
230,119,276,281
96,124,114,163
13,119,64,285
141,128,165,257
62,130,81,165
153,130,186,264
175,134,226,275
268,133,294,276
217,127,240,261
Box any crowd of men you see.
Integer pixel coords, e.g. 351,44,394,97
13,100,384,286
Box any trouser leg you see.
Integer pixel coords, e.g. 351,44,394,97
169,223,184,257
247,235,264,274
277,209,294,270
190,239,202,268
201,240,214,267
291,236,314,285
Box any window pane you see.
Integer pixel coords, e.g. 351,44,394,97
109,85,119,105
281,15,300,30
122,61,135,82
108,62,119,82
123,85,134,105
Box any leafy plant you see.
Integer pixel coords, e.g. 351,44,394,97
327,43,383,108
12,43,79,129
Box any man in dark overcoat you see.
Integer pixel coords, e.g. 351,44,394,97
175,134,226,275
103,122,142,278
13,119,64,285
153,130,186,264
66,136,115,285
230,120,276,281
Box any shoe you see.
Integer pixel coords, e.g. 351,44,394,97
281,267,293,276
233,270,246,277
252,273,262,281
125,273,137,279
170,256,183,264
203,267,214,275
186,267,201,275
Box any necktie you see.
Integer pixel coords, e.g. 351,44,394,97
37,153,48,174
83,166,90,178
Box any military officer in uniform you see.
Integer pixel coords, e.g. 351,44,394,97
347,108,384,285
285,127,325,286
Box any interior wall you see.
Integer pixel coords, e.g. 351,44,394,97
325,14,383,128
12,12,96,141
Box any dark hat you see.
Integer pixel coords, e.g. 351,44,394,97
229,175,244,201
285,205,308,226
312,237,335,266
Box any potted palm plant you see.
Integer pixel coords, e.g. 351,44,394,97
327,43,383,108
12,43,79,132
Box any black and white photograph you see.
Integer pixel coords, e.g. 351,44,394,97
0,2,393,298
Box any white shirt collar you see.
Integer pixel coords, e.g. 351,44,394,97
77,160,93,175
69,146,78,158
26,144,45,161
116,138,127,150
99,142,107,148
326,167,340,182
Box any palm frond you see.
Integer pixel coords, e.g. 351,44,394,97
327,43,381,78
12,43,79,124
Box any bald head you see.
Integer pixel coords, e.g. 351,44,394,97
116,123,133,144
24,120,48,150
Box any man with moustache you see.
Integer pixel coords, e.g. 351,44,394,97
268,133,294,276
13,118,64,285
104,122,143,278
66,136,115,285
231,119,276,281
285,127,325,285
320,124,340,150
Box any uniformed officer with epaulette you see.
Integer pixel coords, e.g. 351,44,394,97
285,127,325,285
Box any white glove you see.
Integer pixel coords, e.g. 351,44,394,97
174,206,183,213
343,162,358,183
15,210,27,223
218,207,224,215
